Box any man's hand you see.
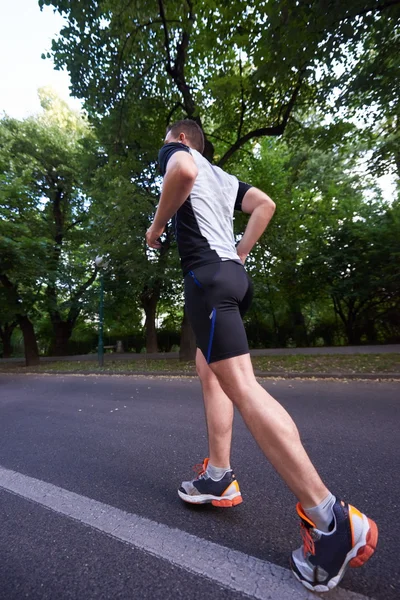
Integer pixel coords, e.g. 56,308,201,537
146,223,165,249
236,242,248,264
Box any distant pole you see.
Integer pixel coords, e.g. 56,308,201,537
95,256,109,368
98,272,104,367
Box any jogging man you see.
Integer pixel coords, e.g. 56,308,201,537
146,119,378,593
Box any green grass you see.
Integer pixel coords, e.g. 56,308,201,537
252,353,400,373
1,353,399,375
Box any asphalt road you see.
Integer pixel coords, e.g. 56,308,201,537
0,374,398,600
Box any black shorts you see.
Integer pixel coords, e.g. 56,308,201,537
184,260,253,364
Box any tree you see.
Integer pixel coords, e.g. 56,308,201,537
0,136,47,364
228,120,395,347
303,198,400,344
39,0,400,164
0,89,100,359
87,150,183,353
37,0,314,356
38,0,400,354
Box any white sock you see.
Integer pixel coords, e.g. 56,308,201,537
304,493,336,533
206,462,231,481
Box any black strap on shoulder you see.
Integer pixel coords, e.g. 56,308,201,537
158,142,190,176
235,181,252,211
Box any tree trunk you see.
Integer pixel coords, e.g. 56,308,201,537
49,320,74,356
332,297,362,345
288,298,309,347
345,321,362,345
1,337,12,359
179,307,196,361
142,294,159,353
292,311,308,346
17,315,40,366
0,321,17,358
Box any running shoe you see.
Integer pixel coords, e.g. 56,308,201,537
178,458,242,507
290,498,378,593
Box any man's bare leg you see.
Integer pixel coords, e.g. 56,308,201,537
196,349,233,468
178,349,241,507
207,353,379,591
209,353,328,508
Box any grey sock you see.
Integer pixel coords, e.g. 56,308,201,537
206,462,231,481
304,493,336,533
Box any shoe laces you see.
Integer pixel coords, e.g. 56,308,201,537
300,522,316,556
192,458,209,479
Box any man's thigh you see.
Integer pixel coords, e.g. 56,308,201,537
184,262,250,364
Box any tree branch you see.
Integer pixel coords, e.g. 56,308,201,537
207,132,237,146
281,76,304,128
157,0,215,159
66,217,85,232
185,0,194,18
116,58,165,149
356,0,400,17
166,101,185,125
332,294,347,326
218,78,303,167
158,0,173,72
113,17,180,106
0,273,16,291
217,125,283,167
67,268,98,324
0,274,20,313
159,0,196,117
238,54,246,142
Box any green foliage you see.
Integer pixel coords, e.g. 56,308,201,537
38,1,399,169
15,0,397,354
304,198,400,343
0,89,100,354
228,130,400,347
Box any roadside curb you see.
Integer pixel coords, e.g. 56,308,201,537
1,369,400,380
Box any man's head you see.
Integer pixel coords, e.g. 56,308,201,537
165,119,205,154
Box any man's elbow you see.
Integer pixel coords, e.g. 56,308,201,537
261,196,276,217
242,188,275,216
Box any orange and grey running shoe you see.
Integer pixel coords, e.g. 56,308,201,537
290,498,378,593
178,458,242,508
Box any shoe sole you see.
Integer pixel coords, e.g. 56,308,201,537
178,489,243,507
291,515,378,593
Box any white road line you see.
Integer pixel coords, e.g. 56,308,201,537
0,466,373,600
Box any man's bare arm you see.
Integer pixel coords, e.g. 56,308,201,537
236,187,276,263
146,152,198,249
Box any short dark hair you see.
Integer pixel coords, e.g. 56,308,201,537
167,119,205,154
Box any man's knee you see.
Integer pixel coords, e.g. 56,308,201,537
209,355,256,404
216,375,254,404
